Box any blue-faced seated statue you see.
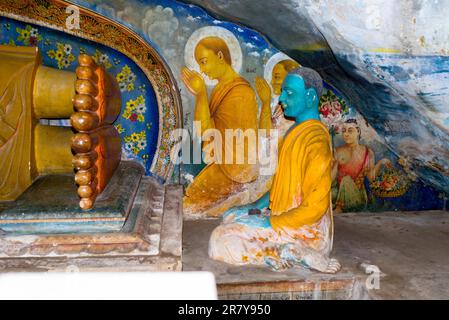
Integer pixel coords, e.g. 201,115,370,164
208,67,341,274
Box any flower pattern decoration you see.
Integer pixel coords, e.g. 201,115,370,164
16,25,42,46
124,130,147,156
115,124,125,134
319,90,349,137
92,49,112,69
122,95,146,122
116,65,137,92
370,166,410,198
47,43,75,69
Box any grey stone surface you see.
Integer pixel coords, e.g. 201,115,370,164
183,211,449,299
160,185,183,257
0,178,183,271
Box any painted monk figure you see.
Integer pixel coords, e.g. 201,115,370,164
257,59,300,133
182,37,259,216
209,67,341,273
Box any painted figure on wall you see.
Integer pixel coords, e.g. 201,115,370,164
332,119,392,213
257,56,300,134
182,35,259,217
209,67,340,274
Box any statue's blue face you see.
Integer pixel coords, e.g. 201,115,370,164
279,74,307,118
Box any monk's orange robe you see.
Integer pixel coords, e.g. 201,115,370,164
269,119,333,231
184,76,259,215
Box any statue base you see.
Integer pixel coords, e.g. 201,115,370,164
0,162,183,271
0,161,144,234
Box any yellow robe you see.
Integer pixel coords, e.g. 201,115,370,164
184,76,259,215
0,45,39,201
269,119,333,231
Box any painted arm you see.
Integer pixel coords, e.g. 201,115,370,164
222,191,270,223
256,77,272,131
270,142,332,231
254,191,270,209
194,92,215,133
366,149,391,181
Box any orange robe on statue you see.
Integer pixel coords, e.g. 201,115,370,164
209,119,334,267
269,119,333,231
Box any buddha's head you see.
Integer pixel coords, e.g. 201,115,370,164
194,36,232,80
342,119,361,145
271,59,300,95
279,67,323,119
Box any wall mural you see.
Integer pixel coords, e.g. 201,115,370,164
322,84,444,213
0,16,160,175
0,0,445,214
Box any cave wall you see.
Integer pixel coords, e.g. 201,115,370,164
185,0,449,198
1,0,445,212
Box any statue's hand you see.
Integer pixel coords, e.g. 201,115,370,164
234,214,271,229
272,105,284,126
255,76,271,106
222,205,251,224
181,67,206,97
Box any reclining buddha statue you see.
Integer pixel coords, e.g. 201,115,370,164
0,44,122,210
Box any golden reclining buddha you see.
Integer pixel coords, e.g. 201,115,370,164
0,44,122,210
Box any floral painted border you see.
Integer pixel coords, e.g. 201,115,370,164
0,0,182,182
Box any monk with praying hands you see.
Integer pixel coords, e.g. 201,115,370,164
181,36,259,217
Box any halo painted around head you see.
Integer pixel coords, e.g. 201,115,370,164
264,52,300,95
184,26,243,86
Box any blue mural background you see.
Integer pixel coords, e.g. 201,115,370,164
0,16,160,175
1,0,446,212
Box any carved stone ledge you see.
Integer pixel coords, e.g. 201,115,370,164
0,177,183,272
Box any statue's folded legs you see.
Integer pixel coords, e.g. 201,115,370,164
0,45,121,210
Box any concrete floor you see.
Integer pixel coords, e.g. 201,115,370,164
183,211,449,299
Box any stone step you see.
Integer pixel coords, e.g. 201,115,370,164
0,176,184,272
217,277,368,300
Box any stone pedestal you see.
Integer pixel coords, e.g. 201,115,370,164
183,220,367,300
0,165,183,272
0,161,145,234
